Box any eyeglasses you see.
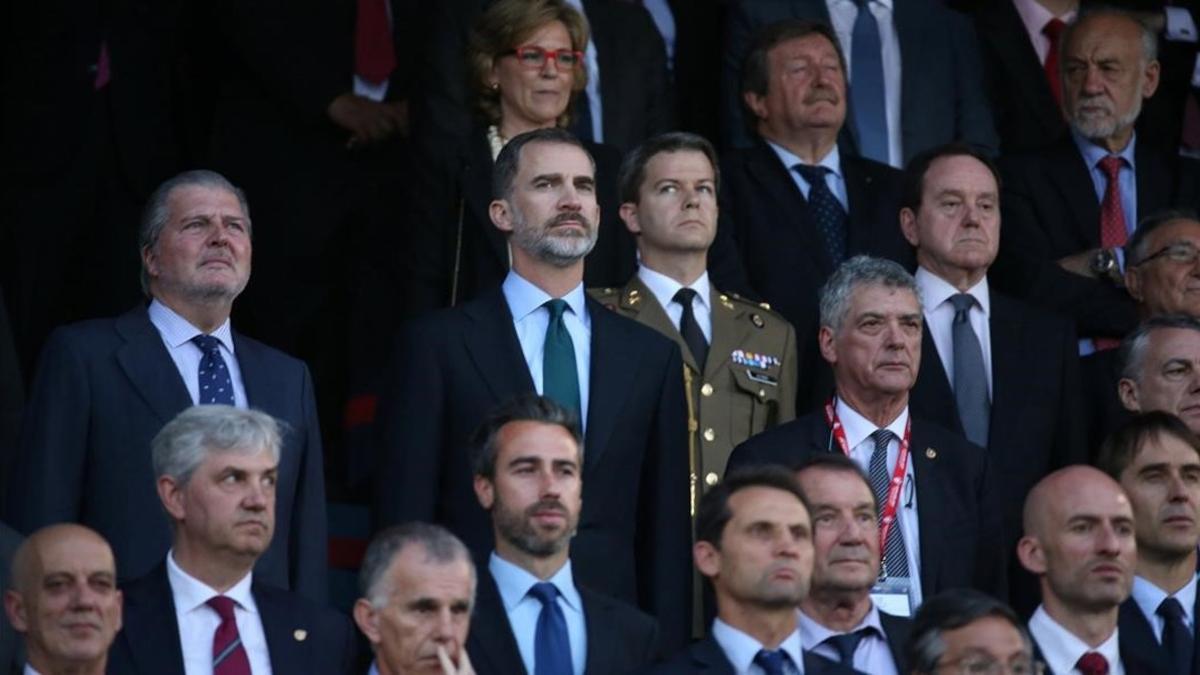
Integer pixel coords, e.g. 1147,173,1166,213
1134,242,1200,267
504,46,584,70
939,656,1044,675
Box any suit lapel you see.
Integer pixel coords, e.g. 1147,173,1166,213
1118,599,1169,674
256,585,310,672
122,565,186,675
688,636,736,673
585,296,641,469
707,288,752,375
910,422,943,595
987,293,1024,448
1048,137,1103,247
233,333,282,414
622,276,699,372
916,325,959,433
745,142,834,275
114,307,193,426
461,290,536,401
469,573,526,674
879,611,912,673
581,589,618,674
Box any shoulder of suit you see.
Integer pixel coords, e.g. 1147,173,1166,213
719,292,793,331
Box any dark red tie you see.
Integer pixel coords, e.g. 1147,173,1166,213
1076,651,1109,675
207,596,251,675
1098,156,1128,249
1043,18,1066,107
355,0,395,84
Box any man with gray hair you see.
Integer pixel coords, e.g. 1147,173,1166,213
108,405,355,675
729,255,1006,614
354,523,477,675
8,169,328,603
905,590,1035,675
1115,314,1200,436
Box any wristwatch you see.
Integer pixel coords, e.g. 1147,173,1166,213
1090,248,1118,280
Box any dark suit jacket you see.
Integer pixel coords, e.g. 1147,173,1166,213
719,0,998,158
107,563,355,675
373,288,691,650
711,141,915,410
1081,346,1127,458
642,634,860,675
994,135,1200,337
7,306,328,602
727,410,1008,599
802,609,911,674
1032,628,1158,675
1117,588,1200,675
467,566,659,675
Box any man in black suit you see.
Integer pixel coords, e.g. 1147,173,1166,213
728,256,1007,607
108,406,355,675
6,170,328,602
795,454,910,673
373,128,690,650
464,395,657,674
712,19,915,410
3,524,121,675
1115,315,1200,437
1098,412,1200,675
1019,466,1154,674
647,465,856,675
353,523,478,675
994,8,1200,343
905,590,1038,675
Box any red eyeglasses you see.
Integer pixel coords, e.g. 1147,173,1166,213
503,46,584,70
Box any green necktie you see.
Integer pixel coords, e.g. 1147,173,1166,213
542,299,581,416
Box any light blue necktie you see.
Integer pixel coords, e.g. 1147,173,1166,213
849,0,889,163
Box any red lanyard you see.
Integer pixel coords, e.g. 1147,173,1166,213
823,398,910,560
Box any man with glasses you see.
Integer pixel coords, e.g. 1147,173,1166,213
906,590,1039,675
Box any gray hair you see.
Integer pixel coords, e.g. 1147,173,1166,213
151,405,282,487
1119,314,1200,381
818,255,921,332
359,522,477,608
139,170,252,296
907,590,1033,674
1124,208,1200,265
1061,7,1158,73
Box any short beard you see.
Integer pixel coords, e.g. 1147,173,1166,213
510,209,598,268
1069,89,1143,142
493,497,576,558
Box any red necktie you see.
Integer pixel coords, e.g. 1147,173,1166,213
1076,651,1110,675
1043,18,1066,107
355,0,395,84
207,596,251,675
1098,155,1128,248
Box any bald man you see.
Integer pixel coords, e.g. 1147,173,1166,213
3,524,122,675
1017,466,1153,675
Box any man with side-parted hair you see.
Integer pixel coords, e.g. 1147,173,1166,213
906,590,1035,675
1115,314,1200,437
107,405,354,675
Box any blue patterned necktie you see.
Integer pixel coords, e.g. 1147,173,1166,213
529,582,573,675
869,429,909,578
849,0,889,163
949,294,989,447
192,335,234,405
792,164,847,265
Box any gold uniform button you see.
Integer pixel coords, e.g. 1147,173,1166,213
701,383,714,396
704,472,720,487
703,428,715,442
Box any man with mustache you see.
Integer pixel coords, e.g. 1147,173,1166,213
1098,412,1200,675
107,405,356,675
7,169,328,603
464,394,657,675
712,19,915,411
995,8,1200,349
374,127,691,650
1018,465,1155,674
728,255,1006,614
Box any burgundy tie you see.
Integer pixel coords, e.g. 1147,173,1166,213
207,596,251,675
1043,18,1066,107
355,0,396,84
1076,651,1110,675
1098,155,1128,249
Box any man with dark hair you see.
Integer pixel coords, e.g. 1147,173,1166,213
464,394,657,675
906,589,1035,675
712,18,914,410
354,522,477,675
1115,314,1200,437
374,128,691,650
7,169,328,602
648,465,856,674
794,454,910,673
729,256,1006,614
1098,412,1200,675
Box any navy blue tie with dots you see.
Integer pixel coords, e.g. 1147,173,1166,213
792,164,847,265
193,335,235,405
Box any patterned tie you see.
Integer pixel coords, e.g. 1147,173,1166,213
792,164,848,265
869,429,909,578
355,0,396,84
542,299,581,417
1098,155,1128,249
193,335,235,406
1042,18,1066,107
822,628,871,665
949,294,990,447
849,0,889,163
1158,597,1194,675
674,288,709,368
753,648,792,675
1076,651,1109,675
207,596,251,675
529,582,573,675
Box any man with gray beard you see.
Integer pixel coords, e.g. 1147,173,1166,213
374,128,692,651
993,8,1200,349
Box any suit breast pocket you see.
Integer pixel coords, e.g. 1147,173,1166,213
728,367,783,442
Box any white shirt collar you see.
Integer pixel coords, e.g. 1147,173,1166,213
501,270,589,327
1132,573,1198,629
1029,605,1122,675
834,397,909,451
914,267,991,318
711,617,806,674
166,549,257,616
830,0,894,11
637,265,711,315
488,552,583,614
148,298,236,353
798,602,886,649
765,140,842,179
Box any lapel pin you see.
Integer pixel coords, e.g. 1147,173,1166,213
751,314,765,328
293,629,308,642
925,448,937,459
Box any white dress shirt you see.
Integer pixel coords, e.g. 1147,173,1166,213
501,270,591,431
766,141,849,212
1029,605,1125,675
167,550,273,675
148,299,248,408
1130,573,1198,642
489,553,587,675
563,0,603,142
834,398,923,607
825,0,903,167
915,267,994,398
1012,0,1076,64
799,604,899,675
637,265,713,344
711,617,805,675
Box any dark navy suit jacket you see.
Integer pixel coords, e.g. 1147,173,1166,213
1117,585,1200,675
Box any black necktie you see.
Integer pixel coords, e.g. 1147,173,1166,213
791,164,847,265
1159,596,1194,675
674,287,709,368
822,628,872,665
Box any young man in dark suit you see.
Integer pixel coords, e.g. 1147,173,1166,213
465,395,657,675
108,406,355,675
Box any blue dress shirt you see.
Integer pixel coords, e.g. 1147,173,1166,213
489,553,588,675
710,618,805,675
1072,130,1138,244
766,141,849,211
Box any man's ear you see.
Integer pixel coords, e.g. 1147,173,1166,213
473,475,495,511
4,590,27,633
743,91,768,122
490,199,514,233
1125,266,1144,302
157,475,186,522
899,208,920,247
694,540,721,578
1016,535,1047,576
1117,378,1141,412
818,325,838,366
353,599,382,645
619,203,641,236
